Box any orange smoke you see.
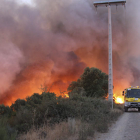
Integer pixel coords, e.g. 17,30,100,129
75,46,128,104
0,0,139,106
0,59,82,105
0,45,127,105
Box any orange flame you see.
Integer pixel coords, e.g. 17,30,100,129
115,96,124,104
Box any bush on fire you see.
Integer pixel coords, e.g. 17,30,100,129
0,67,123,139
0,92,123,140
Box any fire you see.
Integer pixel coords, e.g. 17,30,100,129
112,85,127,104
65,94,69,98
115,96,124,104
113,89,124,104
0,0,138,107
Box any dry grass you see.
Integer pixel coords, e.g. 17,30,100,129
111,108,122,114
16,101,123,140
17,107,123,140
17,122,69,140
17,119,94,140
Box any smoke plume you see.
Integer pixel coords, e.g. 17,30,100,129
0,0,139,105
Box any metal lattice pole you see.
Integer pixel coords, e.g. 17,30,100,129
94,0,126,108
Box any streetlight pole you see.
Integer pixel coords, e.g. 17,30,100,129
93,0,126,108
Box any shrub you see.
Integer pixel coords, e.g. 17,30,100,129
0,117,17,140
0,105,12,117
1,92,123,140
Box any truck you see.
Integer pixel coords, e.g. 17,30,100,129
122,86,140,112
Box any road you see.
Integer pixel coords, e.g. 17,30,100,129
94,109,140,140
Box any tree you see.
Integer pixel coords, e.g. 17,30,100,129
68,67,108,98
10,99,26,112
0,104,12,116
68,80,81,92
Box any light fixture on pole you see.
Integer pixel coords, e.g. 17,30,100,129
93,0,126,108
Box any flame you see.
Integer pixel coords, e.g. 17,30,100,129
65,94,69,98
113,89,124,104
0,0,136,107
114,96,124,104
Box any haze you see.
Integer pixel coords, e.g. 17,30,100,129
0,0,140,105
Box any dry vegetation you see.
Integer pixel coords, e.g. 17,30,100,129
0,92,123,140
17,120,96,140
16,103,123,140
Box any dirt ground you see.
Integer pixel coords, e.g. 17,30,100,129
94,109,140,140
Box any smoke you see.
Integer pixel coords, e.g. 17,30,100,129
0,40,24,93
0,0,140,105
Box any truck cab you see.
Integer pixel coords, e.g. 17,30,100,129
122,86,140,112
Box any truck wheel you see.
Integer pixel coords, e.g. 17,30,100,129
138,108,140,112
124,107,128,112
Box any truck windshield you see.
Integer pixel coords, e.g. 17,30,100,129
126,89,140,98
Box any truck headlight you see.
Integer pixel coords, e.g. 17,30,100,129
124,102,130,106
